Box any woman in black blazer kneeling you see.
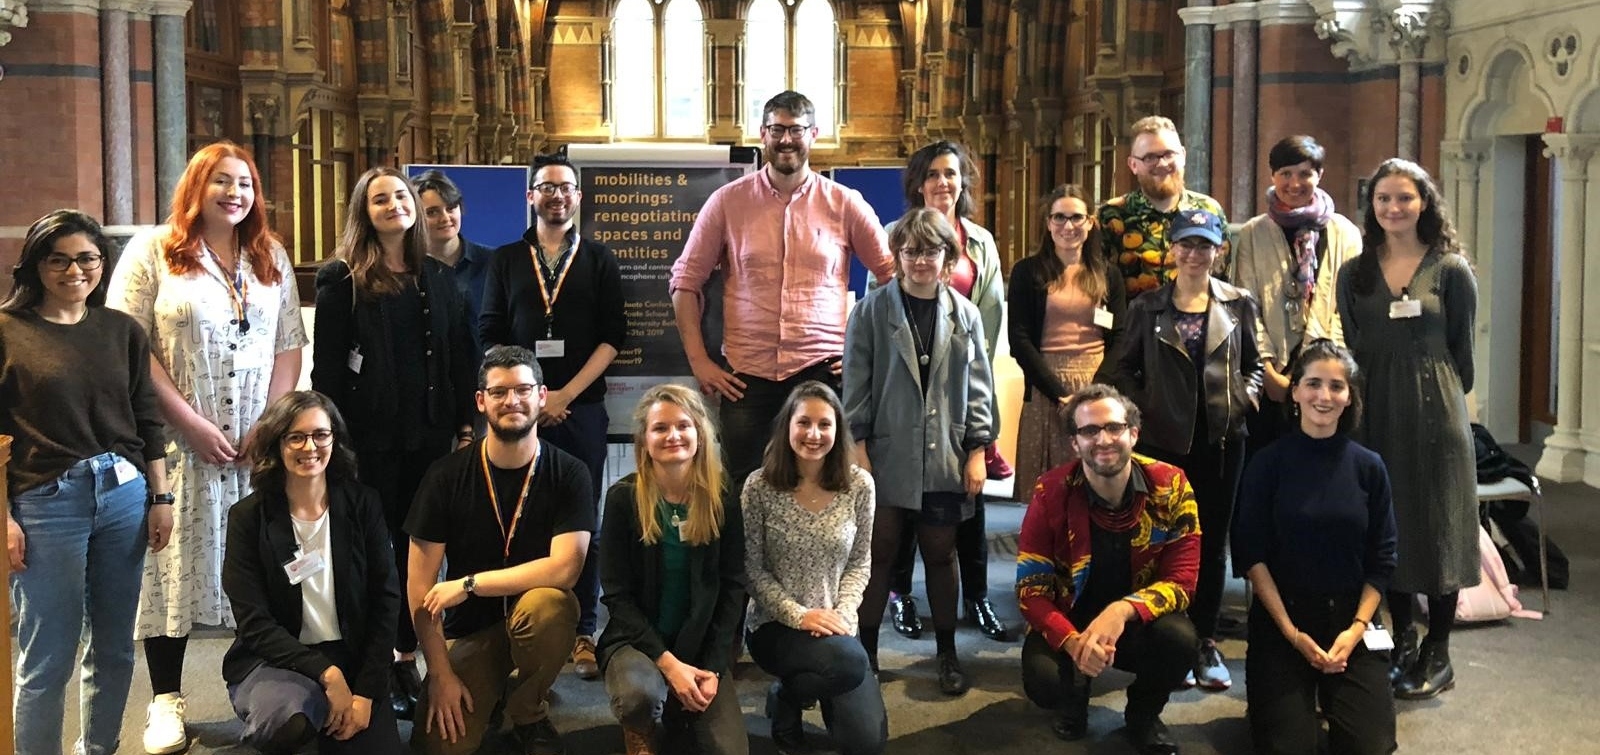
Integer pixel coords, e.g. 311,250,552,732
221,390,402,754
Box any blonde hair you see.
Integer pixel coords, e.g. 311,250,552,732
631,384,725,546
1129,115,1178,140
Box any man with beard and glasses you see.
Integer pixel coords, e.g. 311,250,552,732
404,345,597,755
1015,384,1200,755
1098,116,1228,299
670,90,896,486
481,153,626,683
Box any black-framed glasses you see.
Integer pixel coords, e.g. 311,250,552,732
282,430,334,449
1131,149,1182,167
898,245,946,260
1048,212,1090,227
1074,421,1130,439
532,182,579,197
1173,240,1218,255
42,253,105,272
483,384,539,402
761,123,813,140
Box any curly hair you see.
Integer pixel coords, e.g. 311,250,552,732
1351,158,1465,295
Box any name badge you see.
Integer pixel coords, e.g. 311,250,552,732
1363,623,1395,651
1093,307,1115,329
347,346,364,374
230,344,268,372
113,459,140,487
283,550,328,586
535,339,566,358
1388,298,1422,319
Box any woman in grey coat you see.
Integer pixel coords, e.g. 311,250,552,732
844,207,996,697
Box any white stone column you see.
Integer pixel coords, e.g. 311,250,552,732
1440,139,1490,421
1579,139,1600,487
1537,134,1597,482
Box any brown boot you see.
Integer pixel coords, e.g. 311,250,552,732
622,726,658,755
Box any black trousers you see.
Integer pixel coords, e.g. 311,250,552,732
1140,436,1244,639
1245,594,1396,755
361,440,453,654
1020,612,1195,723
539,400,608,637
889,498,989,602
717,361,842,487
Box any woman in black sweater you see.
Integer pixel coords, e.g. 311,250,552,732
598,383,747,755
1231,340,1397,755
222,390,401,753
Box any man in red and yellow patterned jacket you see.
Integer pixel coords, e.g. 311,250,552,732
1015,383,1199,755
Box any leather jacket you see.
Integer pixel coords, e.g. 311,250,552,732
1103,278,1265,456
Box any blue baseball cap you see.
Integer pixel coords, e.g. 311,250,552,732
1169,209,1224,246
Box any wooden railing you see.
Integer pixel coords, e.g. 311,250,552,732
2,434,13,745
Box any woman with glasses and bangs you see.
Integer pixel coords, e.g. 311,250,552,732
1,209,174,755
1009,184,1128,502
312,166,477,720
844,207,996,697
221,390,403,754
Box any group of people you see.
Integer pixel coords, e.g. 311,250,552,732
0,87,1479,755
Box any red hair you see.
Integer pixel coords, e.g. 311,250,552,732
160,141,283,285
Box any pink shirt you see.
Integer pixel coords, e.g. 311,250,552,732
1040,264,1106,358
670,170,895,380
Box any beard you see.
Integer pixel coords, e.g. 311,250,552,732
1137,170,1184,201
765,144,807,175
489,414,535,441
1079,444,1132,478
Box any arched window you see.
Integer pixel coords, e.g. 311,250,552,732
744,0,837,138
610,0,707,139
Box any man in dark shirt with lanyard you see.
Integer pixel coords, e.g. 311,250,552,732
480,154,626,681
405,345,596,755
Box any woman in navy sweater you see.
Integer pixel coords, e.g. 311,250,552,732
1231,339,1397,755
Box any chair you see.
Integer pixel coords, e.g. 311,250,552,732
1476,476,1550,614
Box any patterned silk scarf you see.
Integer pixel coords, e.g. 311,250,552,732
1265,187,1335,303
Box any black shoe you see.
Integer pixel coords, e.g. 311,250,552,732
766,682,807,752
936,652,970,696
390,659,421,721
967,598,1010,642
1125,715,1180,755
890,594,923,639
1389,625,1420,686
510,717,565,755
1394,640,1455,700
1051,675,1091,741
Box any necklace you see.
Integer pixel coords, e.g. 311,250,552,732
902,293,932,366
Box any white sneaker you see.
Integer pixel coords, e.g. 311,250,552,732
143,692,187,754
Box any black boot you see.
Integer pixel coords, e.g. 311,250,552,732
1395,639,1455,700
1388,624,1419,686
967,598,1011,642
1051,674,1091,741
890,594,923,639
1124,714,1180,755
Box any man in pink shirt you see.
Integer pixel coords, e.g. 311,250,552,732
669,90,896,484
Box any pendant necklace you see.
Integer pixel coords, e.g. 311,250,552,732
903,294,932,365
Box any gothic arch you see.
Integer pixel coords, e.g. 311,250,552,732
1459,42,1557,138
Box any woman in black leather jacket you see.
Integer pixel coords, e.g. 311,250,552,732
1104,208,1263,692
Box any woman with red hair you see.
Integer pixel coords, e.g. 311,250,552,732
109,141,308,754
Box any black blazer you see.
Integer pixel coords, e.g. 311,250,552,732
1104,277,1265,455
596,474,747,674
1007,256,1127,402
310,257,476,451
221,482,400,700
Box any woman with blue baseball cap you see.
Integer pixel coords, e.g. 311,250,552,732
1102,207,1265,691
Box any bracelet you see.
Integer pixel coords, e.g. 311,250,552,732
148,492,175,507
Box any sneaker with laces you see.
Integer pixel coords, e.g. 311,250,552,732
143,692,187,754
572,634,600,680
1194,639,1232,691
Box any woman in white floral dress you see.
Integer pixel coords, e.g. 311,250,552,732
108,141,307,754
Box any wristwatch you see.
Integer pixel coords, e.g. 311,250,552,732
463,574,477,596
148,492,175,507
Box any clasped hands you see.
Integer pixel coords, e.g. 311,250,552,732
1289,622,1364,674
1064,602,1136,677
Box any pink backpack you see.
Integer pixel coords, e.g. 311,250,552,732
1454,525,1542,623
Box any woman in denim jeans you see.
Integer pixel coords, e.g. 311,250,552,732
1,209,174,755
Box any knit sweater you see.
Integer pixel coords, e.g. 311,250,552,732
1015,455,1200,649
0,307,167,495
741,465,875,635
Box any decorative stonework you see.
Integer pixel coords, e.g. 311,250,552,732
551,17,602,46
1379,5,1451,60
0,0,28,47
1545,28,1580,78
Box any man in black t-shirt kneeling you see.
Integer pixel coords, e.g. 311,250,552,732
405,345,596,755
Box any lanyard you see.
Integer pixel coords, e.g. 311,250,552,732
531,239,576,339
203,243,250,333
479,441,539,561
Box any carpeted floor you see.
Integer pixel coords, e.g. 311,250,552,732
34,447,1600,754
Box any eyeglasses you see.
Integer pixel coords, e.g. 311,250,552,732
1048,213,1090,227
898,246,946,260
531,182,579,197
1173,241,1218,255
1073,421,1130,439
1131,149,1182,167
282,430,335,449
483,384,539,402
42,253,105,272
761,123,813,140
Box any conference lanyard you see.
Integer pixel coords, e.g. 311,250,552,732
203,243,250,334
479,441,540,561
532,241,576,339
